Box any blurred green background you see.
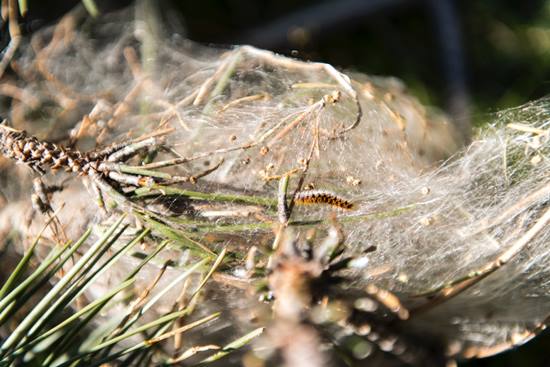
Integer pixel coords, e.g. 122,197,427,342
2,0,549,366
173,0,550,132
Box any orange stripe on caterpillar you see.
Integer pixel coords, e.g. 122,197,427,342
294,190,354,210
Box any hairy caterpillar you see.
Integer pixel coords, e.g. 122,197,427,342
294,190,354,210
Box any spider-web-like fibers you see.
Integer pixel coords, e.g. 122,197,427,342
0,7,548,358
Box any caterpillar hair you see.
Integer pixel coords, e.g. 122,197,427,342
294,190,354,210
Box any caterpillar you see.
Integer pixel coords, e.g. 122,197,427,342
294,190,354,210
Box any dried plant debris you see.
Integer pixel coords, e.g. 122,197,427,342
0,6,549,367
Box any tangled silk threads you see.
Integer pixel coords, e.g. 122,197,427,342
1,9,550,360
